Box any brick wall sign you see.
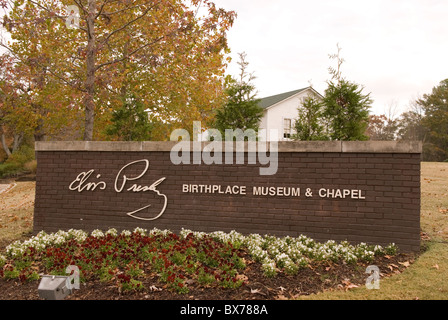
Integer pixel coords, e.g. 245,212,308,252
34,141,422,252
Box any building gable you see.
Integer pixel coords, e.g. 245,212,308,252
259,87,323,111
258,87,324,141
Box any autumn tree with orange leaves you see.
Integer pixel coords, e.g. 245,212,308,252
1,0,236,141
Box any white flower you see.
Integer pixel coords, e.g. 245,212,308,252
0,228,395,276
133,227,147,236
148,228,172,237
121,230,131,237
261,258,277,277
91,229,105,238
68,229,88,242
180,228,193,238
374,245,383,254
105,228,118,236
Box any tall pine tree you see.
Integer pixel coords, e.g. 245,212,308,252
293,96,329,141
106,93,153,141
322,45,372,141
214,52,263,138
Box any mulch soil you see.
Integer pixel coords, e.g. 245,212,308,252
0,246,417,301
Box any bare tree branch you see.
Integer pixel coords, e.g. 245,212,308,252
72,0,88,15
99,1,160,47
95,34,165,71
46,67,87,93
95,0,111,19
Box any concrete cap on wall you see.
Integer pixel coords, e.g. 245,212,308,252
35,140,422,153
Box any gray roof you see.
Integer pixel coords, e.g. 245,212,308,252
258,87,309,109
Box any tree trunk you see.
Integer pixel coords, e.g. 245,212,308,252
83,0,97,141
34,115,46,142
12,132,23,153
1,129,12,158
0,126,24,158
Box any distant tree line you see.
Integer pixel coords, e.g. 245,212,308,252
365,79,448,162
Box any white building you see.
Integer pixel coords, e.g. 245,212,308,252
258,87,324,141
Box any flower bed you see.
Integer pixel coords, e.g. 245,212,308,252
0,228,398,295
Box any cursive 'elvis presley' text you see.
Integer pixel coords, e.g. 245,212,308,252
69,159,168,221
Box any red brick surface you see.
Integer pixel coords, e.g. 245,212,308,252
34,151,421,252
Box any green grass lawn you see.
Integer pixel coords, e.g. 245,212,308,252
1,162,447,299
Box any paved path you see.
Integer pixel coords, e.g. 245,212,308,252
0,183,13,195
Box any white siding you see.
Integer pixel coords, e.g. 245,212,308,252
260,89,321,141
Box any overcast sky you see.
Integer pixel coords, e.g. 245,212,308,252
213,0,448,115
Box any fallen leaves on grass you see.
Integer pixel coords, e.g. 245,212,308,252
340,279,359,291
388,264,399,271
420,232,431,241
